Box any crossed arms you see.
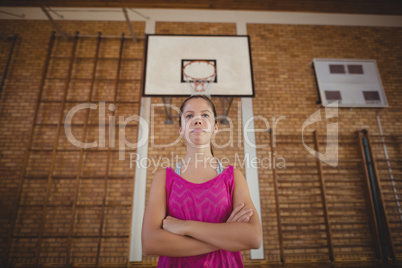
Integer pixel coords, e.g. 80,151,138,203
141,167,262,257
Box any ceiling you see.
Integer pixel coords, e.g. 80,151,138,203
1,0,402,16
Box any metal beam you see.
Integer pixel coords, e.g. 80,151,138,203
41,6,69,41
128,8,150,20
47,7,64,19
220,97,234,125
123,7,137,42
0,10,25,18
54,33,144,39
162,97,173,124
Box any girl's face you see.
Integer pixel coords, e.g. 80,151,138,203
179,98,218,147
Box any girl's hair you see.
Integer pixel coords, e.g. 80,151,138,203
179,95,218,156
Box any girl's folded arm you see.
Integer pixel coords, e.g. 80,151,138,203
141,168,219,257
182,167,263,251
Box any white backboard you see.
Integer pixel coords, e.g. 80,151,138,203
143,35,255,97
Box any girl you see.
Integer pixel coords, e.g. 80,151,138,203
142,95,262,267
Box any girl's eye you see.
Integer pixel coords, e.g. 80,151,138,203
185,114,209,119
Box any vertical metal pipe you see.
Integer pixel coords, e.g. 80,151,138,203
95,32,125,267
357,131,383,260
361,131,388,261
65,32,102,266
34,31,80,267
0,34,18,96
366,132,396,260
3,31,55,268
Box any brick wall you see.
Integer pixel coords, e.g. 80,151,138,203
0,19,401,267
247,23,402,263
0,20,145,267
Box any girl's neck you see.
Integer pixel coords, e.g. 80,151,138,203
182,153,217,168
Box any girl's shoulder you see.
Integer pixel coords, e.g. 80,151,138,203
231,166,246,183
151,167,167,183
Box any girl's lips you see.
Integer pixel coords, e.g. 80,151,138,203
192,128,205,133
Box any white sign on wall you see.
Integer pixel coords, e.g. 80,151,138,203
313,58,388,108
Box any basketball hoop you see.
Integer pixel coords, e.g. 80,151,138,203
182,60,216,98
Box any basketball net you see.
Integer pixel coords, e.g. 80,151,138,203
182,60,216,98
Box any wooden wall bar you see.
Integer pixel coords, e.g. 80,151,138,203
266,132,389,264
5,32,143,267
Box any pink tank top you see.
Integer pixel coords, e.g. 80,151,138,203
158,164,244,268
